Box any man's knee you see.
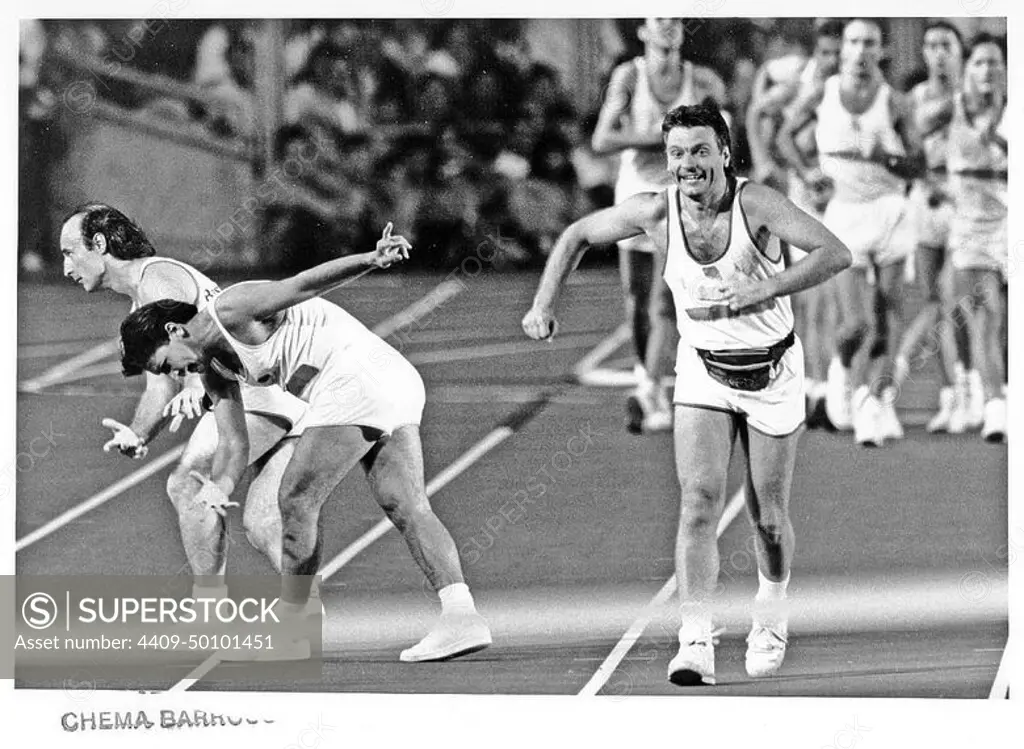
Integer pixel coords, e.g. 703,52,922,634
375,483,429,531
166,464,203,509
677,481,722,537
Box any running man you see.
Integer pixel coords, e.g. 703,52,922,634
592,17,727,434
778,18,925,446
747,19,843,428
947,33,1007,442
523,101,851,684
118,224,492,662
59,204,307,596
889,20,974,434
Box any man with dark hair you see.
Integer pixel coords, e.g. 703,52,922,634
745,19,843,428
118,224,492,662
523,100,851,685
59,203,308,602
947,33,1007,442
778,17,926,447
592,18,728,435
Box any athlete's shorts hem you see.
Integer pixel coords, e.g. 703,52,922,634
746,419,806,439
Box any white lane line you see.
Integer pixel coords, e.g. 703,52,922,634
15,446,186,552
572,324,630,380
18,339,110,360
987,641,1011,699
320,426,514,580
408,334,605,366
578,488,747,696
16,279,467,553
18,338,121,393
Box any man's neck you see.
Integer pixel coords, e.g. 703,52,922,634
842,67,879,91
928,70,958,93
101,258,145,297
680,177,730,218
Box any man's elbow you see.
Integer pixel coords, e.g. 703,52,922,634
833,245,853,273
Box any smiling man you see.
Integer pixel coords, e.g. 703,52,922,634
523,101,851,685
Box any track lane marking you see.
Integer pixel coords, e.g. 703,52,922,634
577,488,746,696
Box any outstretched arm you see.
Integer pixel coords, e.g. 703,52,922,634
523,193,663,339
746,79,799,181
198,369,249,507
217,223,411,324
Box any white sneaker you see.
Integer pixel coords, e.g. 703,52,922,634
947,384,969,434
853,388,881,447
825,358,853,430
926,387,956,433
745,621,789,678
878,387,904,442
626,365,655,435
966,370,985,430
667,638,716,686
399,610,492,662
981,398,1007,444
643,385,674,433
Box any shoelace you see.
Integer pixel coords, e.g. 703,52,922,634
747,625,787,650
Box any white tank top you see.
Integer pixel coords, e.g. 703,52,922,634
947,93,1007,223
815,75,906,202
206,281,382,399
130,257,222,312
618,58,699,187
663,178,794,350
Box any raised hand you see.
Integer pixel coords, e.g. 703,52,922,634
373,222,412,268
101,418,148,459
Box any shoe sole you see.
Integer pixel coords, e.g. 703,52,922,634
400,634,493,663
983,432,1006,444
625,396,643,435
745,663,783,679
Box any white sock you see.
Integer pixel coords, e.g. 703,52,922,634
755,569,790,601
804,378,819,398
438,583,475,614
954,361,967,385
678,600,712,643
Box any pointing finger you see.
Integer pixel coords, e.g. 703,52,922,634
382,222,393,240
101,418,128,432
169,413,185,433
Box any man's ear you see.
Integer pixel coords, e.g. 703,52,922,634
637,24,649,45
722,145,732,170
91,232,107,255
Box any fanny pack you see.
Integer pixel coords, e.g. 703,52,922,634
695,331,795,392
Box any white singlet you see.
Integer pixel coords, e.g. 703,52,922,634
615,58,704,253
207,283,425,434
131,257,307,433
815,75,915,267
663,179,804,436
947,93,1007,276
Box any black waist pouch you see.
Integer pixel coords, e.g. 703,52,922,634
695,330,795,392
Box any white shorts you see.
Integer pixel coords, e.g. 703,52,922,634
950,215,1007,278
239,383,308,437
296,341,426,434
823,193,916,269
189,405,300,467
908,179,952,250
615,172,668,254
673,337,806,437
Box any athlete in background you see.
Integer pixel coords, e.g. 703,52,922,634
592,17,727,434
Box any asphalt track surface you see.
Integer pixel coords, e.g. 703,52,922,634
14,269,1008,697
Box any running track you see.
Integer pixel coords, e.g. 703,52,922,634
14,269,1008,697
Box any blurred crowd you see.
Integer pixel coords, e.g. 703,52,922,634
22,18,989,273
